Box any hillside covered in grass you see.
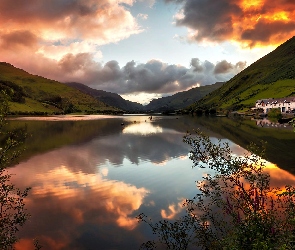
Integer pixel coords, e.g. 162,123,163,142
144,82,224,112
64,82,144,112
188,36,295,112
0,62,118,115
65,81,224,113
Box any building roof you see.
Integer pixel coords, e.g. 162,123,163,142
256,97,295,105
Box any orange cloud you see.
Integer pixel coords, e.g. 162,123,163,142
161,199,186,219
0,0,141,43
0,0,143,73
173,0,295,47
264,163,295,189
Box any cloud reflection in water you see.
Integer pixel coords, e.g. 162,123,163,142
8,116,295,249
10,118,191,249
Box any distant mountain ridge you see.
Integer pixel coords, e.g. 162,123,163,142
64,82,143,112
0,61,225,114
144,82,224,112
65,82,224,112
189,36,295,111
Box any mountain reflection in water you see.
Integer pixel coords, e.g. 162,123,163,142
6,115,295,250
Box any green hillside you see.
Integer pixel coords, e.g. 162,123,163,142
0,62,118,114
144,82,224,112
64,82,144,112
189,36,295,111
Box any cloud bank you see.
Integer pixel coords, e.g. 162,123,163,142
168,0,295,47
0,0,246,99
9,51,245,97
0,0,142,46
0,0,145,65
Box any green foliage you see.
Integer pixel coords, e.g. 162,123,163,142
289,118,295,132
267,108,283,120
138,129,295,249
0,175,31,249
0,80,25,103
137,214,198,250
0,92,31,249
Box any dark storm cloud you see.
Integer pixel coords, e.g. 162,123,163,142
56,53,246,94
241,20,295,47
0,0,103,22
173,0,241,41
166,0,295,46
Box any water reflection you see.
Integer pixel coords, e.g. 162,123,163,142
9,116,196,249
186,116,295,173
123,122,163,135
255,118,293,130
7,115,295,250
11,156,149,249
265,162,295,188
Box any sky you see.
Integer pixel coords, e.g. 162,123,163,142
1,0,295,104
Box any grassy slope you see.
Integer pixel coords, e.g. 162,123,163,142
64,82,144,111
0,62,117,114
145,82,224,111
190,36,295,111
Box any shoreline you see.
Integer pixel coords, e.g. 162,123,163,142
7,113,165,121
7,114,124,121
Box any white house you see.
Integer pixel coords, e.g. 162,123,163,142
255,97,295,113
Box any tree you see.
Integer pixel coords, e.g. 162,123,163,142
267,108,282,120
138,129,295,249
0,92,31,249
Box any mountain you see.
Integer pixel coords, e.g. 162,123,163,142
189,36,295,111
64,82,224,112
0,62,223,114
64,82,143,112
144,82,224,112
0,62,118,114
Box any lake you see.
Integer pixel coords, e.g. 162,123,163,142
7,115,295,249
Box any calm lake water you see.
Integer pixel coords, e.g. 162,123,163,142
7,115,295,250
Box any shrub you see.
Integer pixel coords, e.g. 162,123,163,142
138,130,295,249
0,92,31,249
267,108,282,120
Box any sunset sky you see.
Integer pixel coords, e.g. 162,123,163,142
1,0,295,104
